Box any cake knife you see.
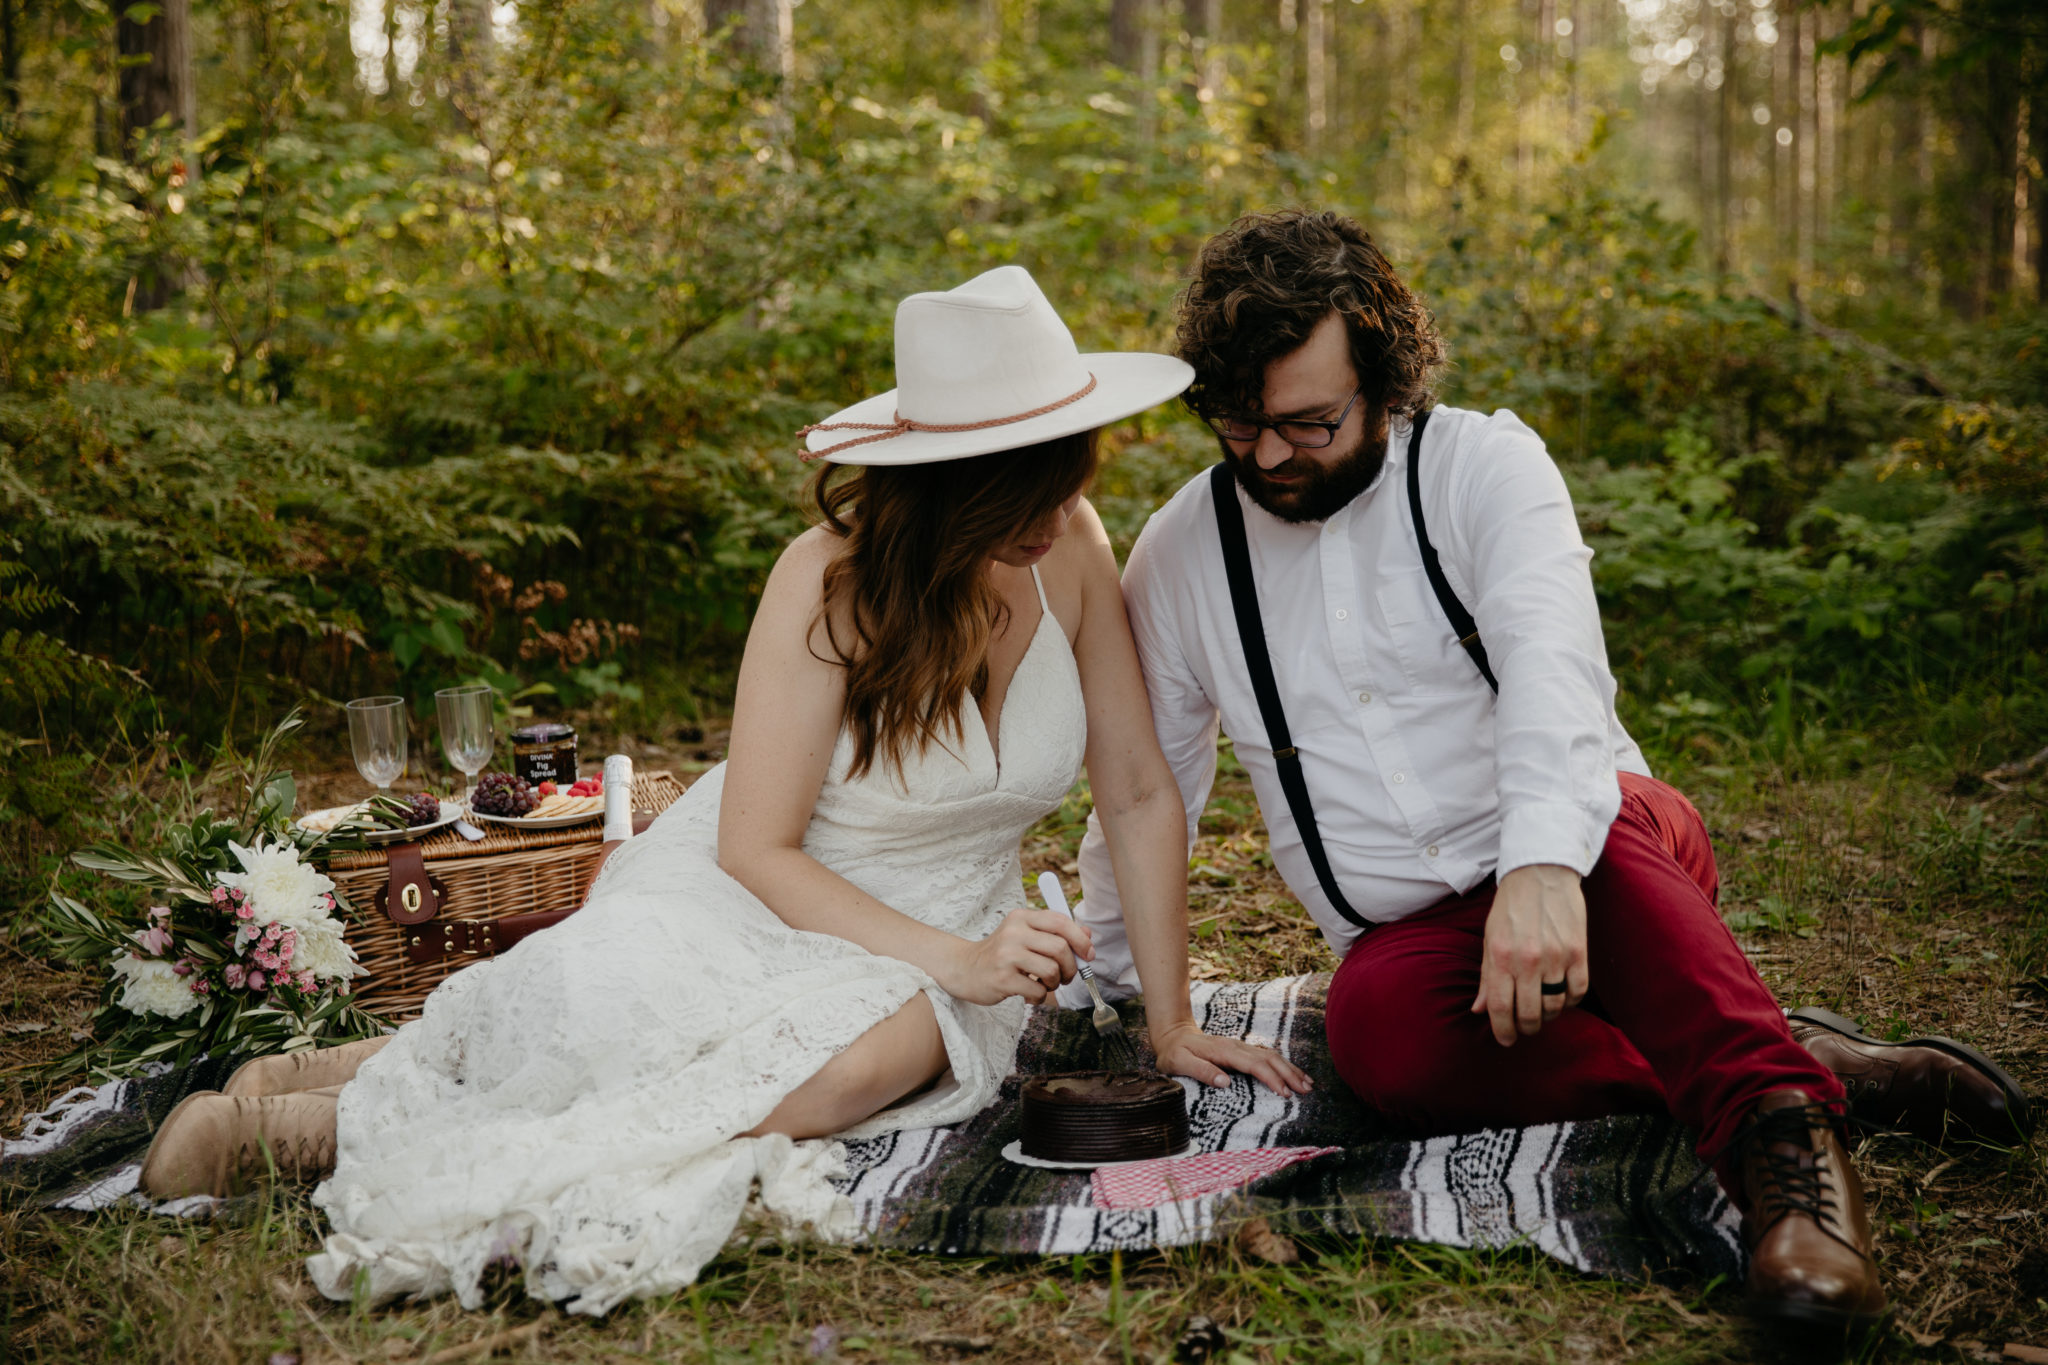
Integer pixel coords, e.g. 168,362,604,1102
1036,871,1140,1071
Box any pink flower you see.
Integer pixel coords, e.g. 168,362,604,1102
135,924,174,956
191,978,210,994
295,970,316,993
223,964,246,989
172,959,193,976
210,886,228,904
148,905,170,920
236,902,254,921
247,970,266,991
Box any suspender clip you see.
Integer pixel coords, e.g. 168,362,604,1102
1273,746,1297,760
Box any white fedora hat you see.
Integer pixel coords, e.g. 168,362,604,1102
801,265,1193,465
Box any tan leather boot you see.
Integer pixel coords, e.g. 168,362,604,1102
1789,1006,2033,1147
221,1035,393,1099
1737,1089,1887,1334
139,1090,340,1200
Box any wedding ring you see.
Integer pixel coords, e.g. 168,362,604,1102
1540,980,1568,996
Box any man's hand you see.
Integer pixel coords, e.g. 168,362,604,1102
1470,864,1588,1046
1151,1019,1313,1096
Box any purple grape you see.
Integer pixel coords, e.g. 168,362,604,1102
471,771,538,816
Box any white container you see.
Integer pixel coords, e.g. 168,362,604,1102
602,754,635,842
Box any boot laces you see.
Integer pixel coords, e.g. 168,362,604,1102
231,1102,336,1181
1734,1101,1865,1258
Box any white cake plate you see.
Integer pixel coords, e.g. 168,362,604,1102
999,1139,1197,1172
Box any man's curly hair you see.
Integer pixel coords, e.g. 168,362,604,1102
1175,209,1446,422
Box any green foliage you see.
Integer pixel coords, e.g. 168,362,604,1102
0,0,2041,818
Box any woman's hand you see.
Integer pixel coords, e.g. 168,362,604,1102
938,909,1093,1007
1152,1019,1313,1097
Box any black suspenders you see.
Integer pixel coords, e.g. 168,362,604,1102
1403,411,1499,690
1207,407,1497,929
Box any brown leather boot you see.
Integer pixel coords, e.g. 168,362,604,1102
1736,1089,1887,1334
1789,1006,2033,1147
221,1035,393,1099
139,1090,340,1200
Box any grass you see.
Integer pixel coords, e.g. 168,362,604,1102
4,731,2047,1363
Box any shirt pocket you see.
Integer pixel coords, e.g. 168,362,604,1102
1374,567,1478,696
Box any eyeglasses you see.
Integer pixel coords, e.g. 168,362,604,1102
1205,387,1364,449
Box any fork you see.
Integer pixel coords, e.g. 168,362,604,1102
1037,871,1141,1071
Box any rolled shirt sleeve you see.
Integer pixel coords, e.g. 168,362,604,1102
1445,412,1626,877
1062,516,1220,1006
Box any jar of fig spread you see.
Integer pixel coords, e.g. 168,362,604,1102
511,722,578,786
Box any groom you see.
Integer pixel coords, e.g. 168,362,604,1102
1065,209,2031,1331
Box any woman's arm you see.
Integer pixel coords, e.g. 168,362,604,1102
1065,503,1311,1096
718,528,1089,1007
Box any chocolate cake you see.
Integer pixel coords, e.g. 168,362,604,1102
1019,1071,1189,1164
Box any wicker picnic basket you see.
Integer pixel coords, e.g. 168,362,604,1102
326,770,688,1021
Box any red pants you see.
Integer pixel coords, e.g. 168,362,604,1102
1325,773,1840,1180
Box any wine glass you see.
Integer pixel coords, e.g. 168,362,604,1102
346,696,408,795
435,684,495,805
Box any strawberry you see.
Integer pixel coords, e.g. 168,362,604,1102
538,781,558,797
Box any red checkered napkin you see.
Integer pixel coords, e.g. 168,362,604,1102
1090,1146,1343,1210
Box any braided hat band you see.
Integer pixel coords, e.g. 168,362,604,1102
798,374,1100,461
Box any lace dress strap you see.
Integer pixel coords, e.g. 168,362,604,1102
1029,564,1050,613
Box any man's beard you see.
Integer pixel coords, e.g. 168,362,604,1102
1222,431,1387,524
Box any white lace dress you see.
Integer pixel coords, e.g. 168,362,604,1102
308,570,1085,1315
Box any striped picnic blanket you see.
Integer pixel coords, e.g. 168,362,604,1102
3,975,1741,1283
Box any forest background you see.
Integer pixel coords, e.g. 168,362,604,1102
2,0,2045,867
4,0,2048,1358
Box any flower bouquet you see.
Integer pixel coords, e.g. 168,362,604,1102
41,711,393,1077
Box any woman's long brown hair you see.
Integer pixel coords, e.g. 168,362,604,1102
809,430,1098,779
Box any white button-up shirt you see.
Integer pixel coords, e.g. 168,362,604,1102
1062,405,1649,1004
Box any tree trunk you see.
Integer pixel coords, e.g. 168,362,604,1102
1110,0,1146,70
1195,0,1224,99
1984,48,2020,302
706,0,793,80
1,0,22,197
447,0,491,70
1304,0,1327,157
1816,9,1836,257
116,0,196,155
1796,8,1816,286
2034,80,2048,303
116,0,196,312
1453,0,1473,149
1715,4,1736,275
1,0,20,123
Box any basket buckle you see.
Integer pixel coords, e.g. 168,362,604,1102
405,919,498,964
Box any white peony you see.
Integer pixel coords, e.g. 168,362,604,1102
217,840,338,935
291,917,365,982
110,953,201,1019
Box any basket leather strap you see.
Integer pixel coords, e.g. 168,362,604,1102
404,908,578,964
379,843,443,925
397,818,653,964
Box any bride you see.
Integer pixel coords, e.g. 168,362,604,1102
138,265,1308,1314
